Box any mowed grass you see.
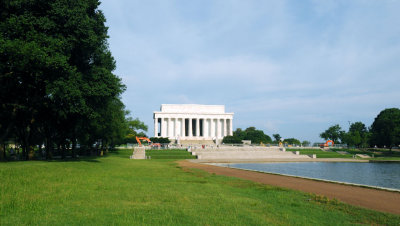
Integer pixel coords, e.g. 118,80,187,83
1,149,399,225
290,148,400,160
289,149,351,158
146,149,197,159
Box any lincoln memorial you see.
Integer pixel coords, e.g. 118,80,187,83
153,104,234,143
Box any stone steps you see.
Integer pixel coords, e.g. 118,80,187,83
190,148,311,160
130,147,146,159
179,140,216,145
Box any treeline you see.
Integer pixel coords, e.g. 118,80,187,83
0,1,131,159
222,127,310,146
223,127,272,144
320,108,400,149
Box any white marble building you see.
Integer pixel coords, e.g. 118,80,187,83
153,104,234,142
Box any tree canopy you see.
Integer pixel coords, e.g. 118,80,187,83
369,108,400,149
342,122,369,148
0,0,128,159
223,127,272,144
320,124,344,144
273,134,281,142
222,135,242,144
124,117,148,143
283,138,301,146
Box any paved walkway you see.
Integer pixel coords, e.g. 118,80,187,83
179,160,400,215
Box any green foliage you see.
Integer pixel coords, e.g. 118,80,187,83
222,135,242,144
342,122,370,148
149,137,170,144
123,116,148,143
284,138,301,145
126,117,148,135
0,149,399,225
302,140,311,147
273,134,281,142
230,127,272,144
320,124,345,144
370,108,400,149
0,0,129,158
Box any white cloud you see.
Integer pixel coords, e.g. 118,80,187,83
100,0,400,142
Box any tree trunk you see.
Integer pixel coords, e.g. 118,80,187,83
45,137,51,160
38,144,42,159
60,143,65,159
71,139,76,158
3,144,7,160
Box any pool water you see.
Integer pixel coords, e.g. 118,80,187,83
216,162,400,190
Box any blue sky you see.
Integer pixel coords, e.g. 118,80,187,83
99,0,400,143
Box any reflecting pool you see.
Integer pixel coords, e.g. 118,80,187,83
216,162,400,190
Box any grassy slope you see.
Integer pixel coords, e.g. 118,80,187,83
289,148,400,160
146,149,197,159
0,149,399,225
288,149,350,158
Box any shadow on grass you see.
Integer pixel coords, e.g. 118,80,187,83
108,149,132,159
0,150,126,163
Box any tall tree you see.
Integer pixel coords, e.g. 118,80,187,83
0,0,127,159
243,127,272,144
284,138,301,146
227,127,272,144
343,122,369,148
320,124,344,144
273,134,281,142
302,140,311,147
124,117,148,143
370,108,400,149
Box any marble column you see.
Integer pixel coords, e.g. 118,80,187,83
223,118,227,137
211,118,215,137
154,117,158,137
174,118,179,137
167,118,171,137
188,118,192,137
161,117,166,137
204,119,208,138
196,118,200,137
216,118,220,138
229,118,233,136
181,118,185,138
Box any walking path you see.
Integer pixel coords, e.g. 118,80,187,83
178,160,400,215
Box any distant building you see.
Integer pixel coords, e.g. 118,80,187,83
153,104,233,143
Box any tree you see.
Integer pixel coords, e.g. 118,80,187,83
284,138,301,146
124,117,148,143
343,122,369,148
126,117,148,136
302,140,311,147
222,136,242,144
320,124,345,144
243,127,272,144
150,137,170,144
370,108,400,149
273,134,281,142
0,0,127,159
233,128,245,140
224,127,272,144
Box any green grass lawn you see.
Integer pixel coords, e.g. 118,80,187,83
1,149,399,225
146,149,197,159
289,149,352,158
289,148,400,160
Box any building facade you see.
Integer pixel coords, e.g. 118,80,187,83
153,104,234,142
